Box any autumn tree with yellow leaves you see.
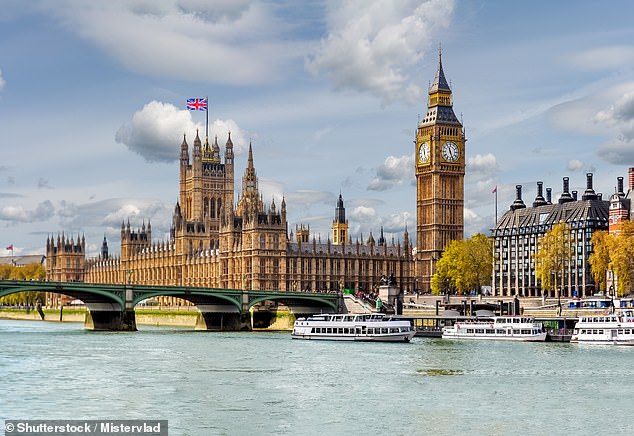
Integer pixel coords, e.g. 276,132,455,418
431,233,493,295
589,221,634,296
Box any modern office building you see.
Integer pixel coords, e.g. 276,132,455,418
491,171,634,297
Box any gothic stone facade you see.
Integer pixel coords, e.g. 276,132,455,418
47,132,414,303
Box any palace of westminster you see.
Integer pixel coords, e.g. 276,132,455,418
45,54,634,301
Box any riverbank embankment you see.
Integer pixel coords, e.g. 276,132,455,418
0,307,297,330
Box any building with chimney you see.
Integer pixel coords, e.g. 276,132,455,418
490,171,634,297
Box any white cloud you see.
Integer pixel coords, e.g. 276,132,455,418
350,205,376,222
568,45,634,71
40,0,303,85
593,90,634,164
595,91,634,140
368,154,414,191
0,201,54,223
0,68,5,91
115,101,248,162
306,0,454,104
567,159,584,171
467,153,498,181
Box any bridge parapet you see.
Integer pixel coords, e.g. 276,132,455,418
0,280,341,331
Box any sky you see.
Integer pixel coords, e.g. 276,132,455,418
2,0,634,258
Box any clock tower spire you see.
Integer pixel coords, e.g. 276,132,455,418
414,49,465,293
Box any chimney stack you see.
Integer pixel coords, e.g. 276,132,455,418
572,190,578,201
510,185,526,210
559,177,574,204
629,167,634,192
533,181,547,207
617,177,625,196
582,173,597,201
546,187,552,204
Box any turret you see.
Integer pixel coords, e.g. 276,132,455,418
180,134,189,165
193,130,202,163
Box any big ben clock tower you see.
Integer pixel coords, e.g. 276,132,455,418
415,50,465,293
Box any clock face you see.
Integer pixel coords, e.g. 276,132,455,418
442,141,460,162
418,142,430,163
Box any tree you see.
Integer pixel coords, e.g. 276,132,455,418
464,233,493,293
535,222,574,297
0,263,46,305
589,230,611,292
609,221,634,296
431,233,493,295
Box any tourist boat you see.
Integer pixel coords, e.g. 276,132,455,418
570,309,634,345
291,313,416,342
441,315,547,341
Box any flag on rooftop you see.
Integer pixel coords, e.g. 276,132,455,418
492,186,497,194
6,244,13,251
187,98,207,111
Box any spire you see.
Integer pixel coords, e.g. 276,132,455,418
201,136,213,162
212,136,220,162
180,133,189,163
378,226,386,246
334,193,346,223
429,46,451,94
193,129,202,161
226,131,234,149
247,141,254,169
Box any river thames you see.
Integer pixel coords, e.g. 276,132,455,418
1,319,633,436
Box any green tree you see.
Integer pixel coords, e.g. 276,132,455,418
431,233,492,295
535,222,574,297
464,233,493,292
589,230,611,292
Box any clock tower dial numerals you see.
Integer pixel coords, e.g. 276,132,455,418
441,141,460,163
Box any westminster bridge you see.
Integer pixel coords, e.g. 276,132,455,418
0,280,341,331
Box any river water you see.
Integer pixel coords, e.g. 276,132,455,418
1,319,633,436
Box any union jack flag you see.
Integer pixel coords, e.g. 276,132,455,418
187,98,208,111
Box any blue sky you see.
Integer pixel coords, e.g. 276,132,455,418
2,0,634,257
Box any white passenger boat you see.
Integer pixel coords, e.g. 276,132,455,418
441,315,547,342
571,310,634,345
291,313,415,342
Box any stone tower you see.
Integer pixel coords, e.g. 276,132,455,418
414,50,465,292
176,131,235,252
332,194,349,245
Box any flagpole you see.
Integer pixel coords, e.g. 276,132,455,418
495,188,498,225
205,95,209,139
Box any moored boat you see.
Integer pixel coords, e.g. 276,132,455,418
441,315,547,342
291,313,415,342
570,309,634,345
